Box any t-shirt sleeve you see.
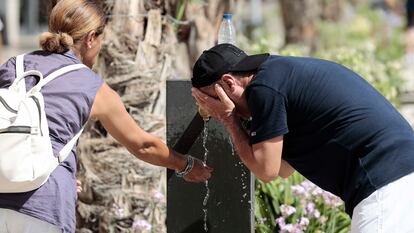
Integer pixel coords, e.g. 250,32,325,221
0,57,16,88
247,85,289,145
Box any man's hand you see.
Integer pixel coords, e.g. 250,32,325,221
182,157,213,183
192,84,235,123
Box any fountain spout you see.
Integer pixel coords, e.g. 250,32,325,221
172,112,206,155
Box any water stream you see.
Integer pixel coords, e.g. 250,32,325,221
202,121,210,232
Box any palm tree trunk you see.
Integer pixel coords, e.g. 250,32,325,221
76,0,225,232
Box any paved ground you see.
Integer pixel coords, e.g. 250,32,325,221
0,34,38,63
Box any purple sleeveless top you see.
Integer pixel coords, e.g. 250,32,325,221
0,50,103,233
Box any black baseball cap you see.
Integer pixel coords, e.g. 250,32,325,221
191,43,269,88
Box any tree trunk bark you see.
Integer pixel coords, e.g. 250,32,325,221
279,0,321,47
76,1,225,232
279,0,344,50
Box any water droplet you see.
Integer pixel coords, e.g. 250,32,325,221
203,208,208,232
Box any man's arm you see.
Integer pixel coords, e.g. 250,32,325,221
223,115,294,181
223,115,280,182
279,159,295,178
192,85,293,182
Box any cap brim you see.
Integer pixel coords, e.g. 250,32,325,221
228,53,269,72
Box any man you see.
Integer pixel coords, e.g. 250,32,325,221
191,43,414,232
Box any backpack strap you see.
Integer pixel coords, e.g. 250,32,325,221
10,70,44,93
28,64,87,94
16,54,25,77
57,125,85,163
24,63,88,162
14,54,27,94
45,64,88,162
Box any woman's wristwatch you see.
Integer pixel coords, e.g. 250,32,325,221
175,155,195,178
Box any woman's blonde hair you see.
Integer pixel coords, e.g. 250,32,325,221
39,0,105,53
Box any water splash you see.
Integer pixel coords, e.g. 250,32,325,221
202,122,210,232
228,136,235,157
228,136,249,205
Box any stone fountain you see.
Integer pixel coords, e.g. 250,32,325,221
166,80,254,233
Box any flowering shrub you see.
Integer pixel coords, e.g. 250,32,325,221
255,174,350,233
108,190,166,232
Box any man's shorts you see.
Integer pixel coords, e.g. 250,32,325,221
351,172,414,233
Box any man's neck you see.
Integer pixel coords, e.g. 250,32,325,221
242,74,256,88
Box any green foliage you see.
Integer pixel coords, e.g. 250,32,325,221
175,0,188,22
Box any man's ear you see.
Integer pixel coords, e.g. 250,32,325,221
221,74,236,93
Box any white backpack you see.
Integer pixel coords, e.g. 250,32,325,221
0,54,87,193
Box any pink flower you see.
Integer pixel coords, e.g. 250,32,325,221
276,216,286,227
280,223,304,233
300,180,314,191
153,191,165,203
280,204,296,217
321,191,343,207
280,223,294,232
313,209,321,219
291,185,306,198
311,187,323,197
111,203,124,217
299,217,309,226
132,219,152,231
305,202,315,214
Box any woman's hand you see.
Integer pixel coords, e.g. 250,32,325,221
183,158,213,183
76,180,82,193
192,84,235,123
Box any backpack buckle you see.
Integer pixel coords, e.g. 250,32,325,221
30,127,40,135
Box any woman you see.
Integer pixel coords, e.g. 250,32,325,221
0,0,212,232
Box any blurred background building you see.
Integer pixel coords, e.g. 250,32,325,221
0,0,48,62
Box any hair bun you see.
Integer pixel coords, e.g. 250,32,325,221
39,32,74,53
